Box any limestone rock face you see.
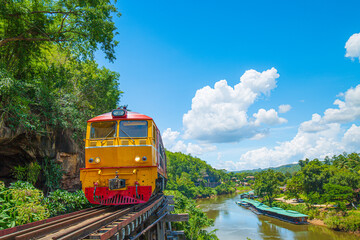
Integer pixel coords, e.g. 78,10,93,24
0,123,84,191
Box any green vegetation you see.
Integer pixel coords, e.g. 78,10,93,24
42,158,64,194
253,152,360,233
0,0,121,141
166,151,236,199
0,181,49,229
165,151,242,239
234,163,301,175
12,162,41,185
44,190,92,217
0,181,91,230
253,169,281,206
165,190,218,240
0,0,120,230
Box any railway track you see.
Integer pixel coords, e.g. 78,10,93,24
0,194,165,240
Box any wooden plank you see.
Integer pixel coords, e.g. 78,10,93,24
167,199,175,204
167,205,175,212
166,230,185,236
165,214,189,222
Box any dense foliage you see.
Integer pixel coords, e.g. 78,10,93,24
285,153,360,206
166,151,236,198
234,163,301,175
253,169,281,206
0,0,122,141
165,151,240,239
165,190,218,240
0,181,91,230
252,152,360,233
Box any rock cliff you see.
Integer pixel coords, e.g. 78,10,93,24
0,122,84,191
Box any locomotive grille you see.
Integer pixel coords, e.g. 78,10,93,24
109,178,126,190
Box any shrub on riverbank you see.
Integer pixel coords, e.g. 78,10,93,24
324,211,360,232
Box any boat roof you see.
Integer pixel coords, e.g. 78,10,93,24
88,111,153,122
241,199,308,218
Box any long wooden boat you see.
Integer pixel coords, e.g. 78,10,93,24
236,200,250,208
239,198,309,225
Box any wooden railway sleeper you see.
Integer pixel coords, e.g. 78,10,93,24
84,196,164,240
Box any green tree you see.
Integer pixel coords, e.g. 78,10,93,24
285,173,303,200
301,159,330,196
1,0,119,75
254,169,280,206
323,183,354,204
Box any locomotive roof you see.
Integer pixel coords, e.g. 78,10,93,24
88,111,153,122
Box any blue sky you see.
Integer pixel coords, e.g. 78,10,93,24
96,0,360,170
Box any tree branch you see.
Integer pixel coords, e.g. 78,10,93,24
7,11,78,17
0,37,69,47
58,14,69,34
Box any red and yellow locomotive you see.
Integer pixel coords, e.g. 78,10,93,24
80,107,167,205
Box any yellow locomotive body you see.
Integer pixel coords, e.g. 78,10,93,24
80,108,167,205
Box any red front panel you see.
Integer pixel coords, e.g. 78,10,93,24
85,186,152,205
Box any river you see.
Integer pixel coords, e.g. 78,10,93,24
197,193,358,240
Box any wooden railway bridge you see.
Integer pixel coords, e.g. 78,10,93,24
0,195,188,240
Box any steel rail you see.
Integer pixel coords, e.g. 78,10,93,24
14,207,115,240
52,207,133,240
0,194,165,240
0,207,107,240
92,195,165,240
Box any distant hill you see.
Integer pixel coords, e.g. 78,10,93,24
232,163,300,174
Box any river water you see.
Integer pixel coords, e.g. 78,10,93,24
197,193,358,240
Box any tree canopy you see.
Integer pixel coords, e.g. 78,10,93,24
0,0,121,140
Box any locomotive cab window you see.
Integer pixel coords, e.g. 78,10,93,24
90,121,117,139
119,121,148,138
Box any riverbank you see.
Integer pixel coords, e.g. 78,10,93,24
198,193,359,240
268,199,360,236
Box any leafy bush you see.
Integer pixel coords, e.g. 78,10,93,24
0,181,49,229
44,190,92,217
12,162,41,185
324,211,360,231
0,181,92,229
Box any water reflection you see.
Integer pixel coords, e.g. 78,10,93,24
197,193,358,240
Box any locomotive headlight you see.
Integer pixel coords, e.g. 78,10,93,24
95,157,101,164
142,156,147,161
135,156,141,162
88,158,94,163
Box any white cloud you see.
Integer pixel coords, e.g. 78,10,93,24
253,108,287,126
161,128,216,156
220,84,360,171
231,123,344,171
323,84,360,123
342,124,360,152
183,68,286,143
162,128,180,147
278,104,292,113
250,132,268,140
345,33,360,60
299,114,329,133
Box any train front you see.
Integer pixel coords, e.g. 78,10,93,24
80,108,167,205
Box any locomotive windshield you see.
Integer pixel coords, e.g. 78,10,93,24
90,121,117,139
119,121,148,138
